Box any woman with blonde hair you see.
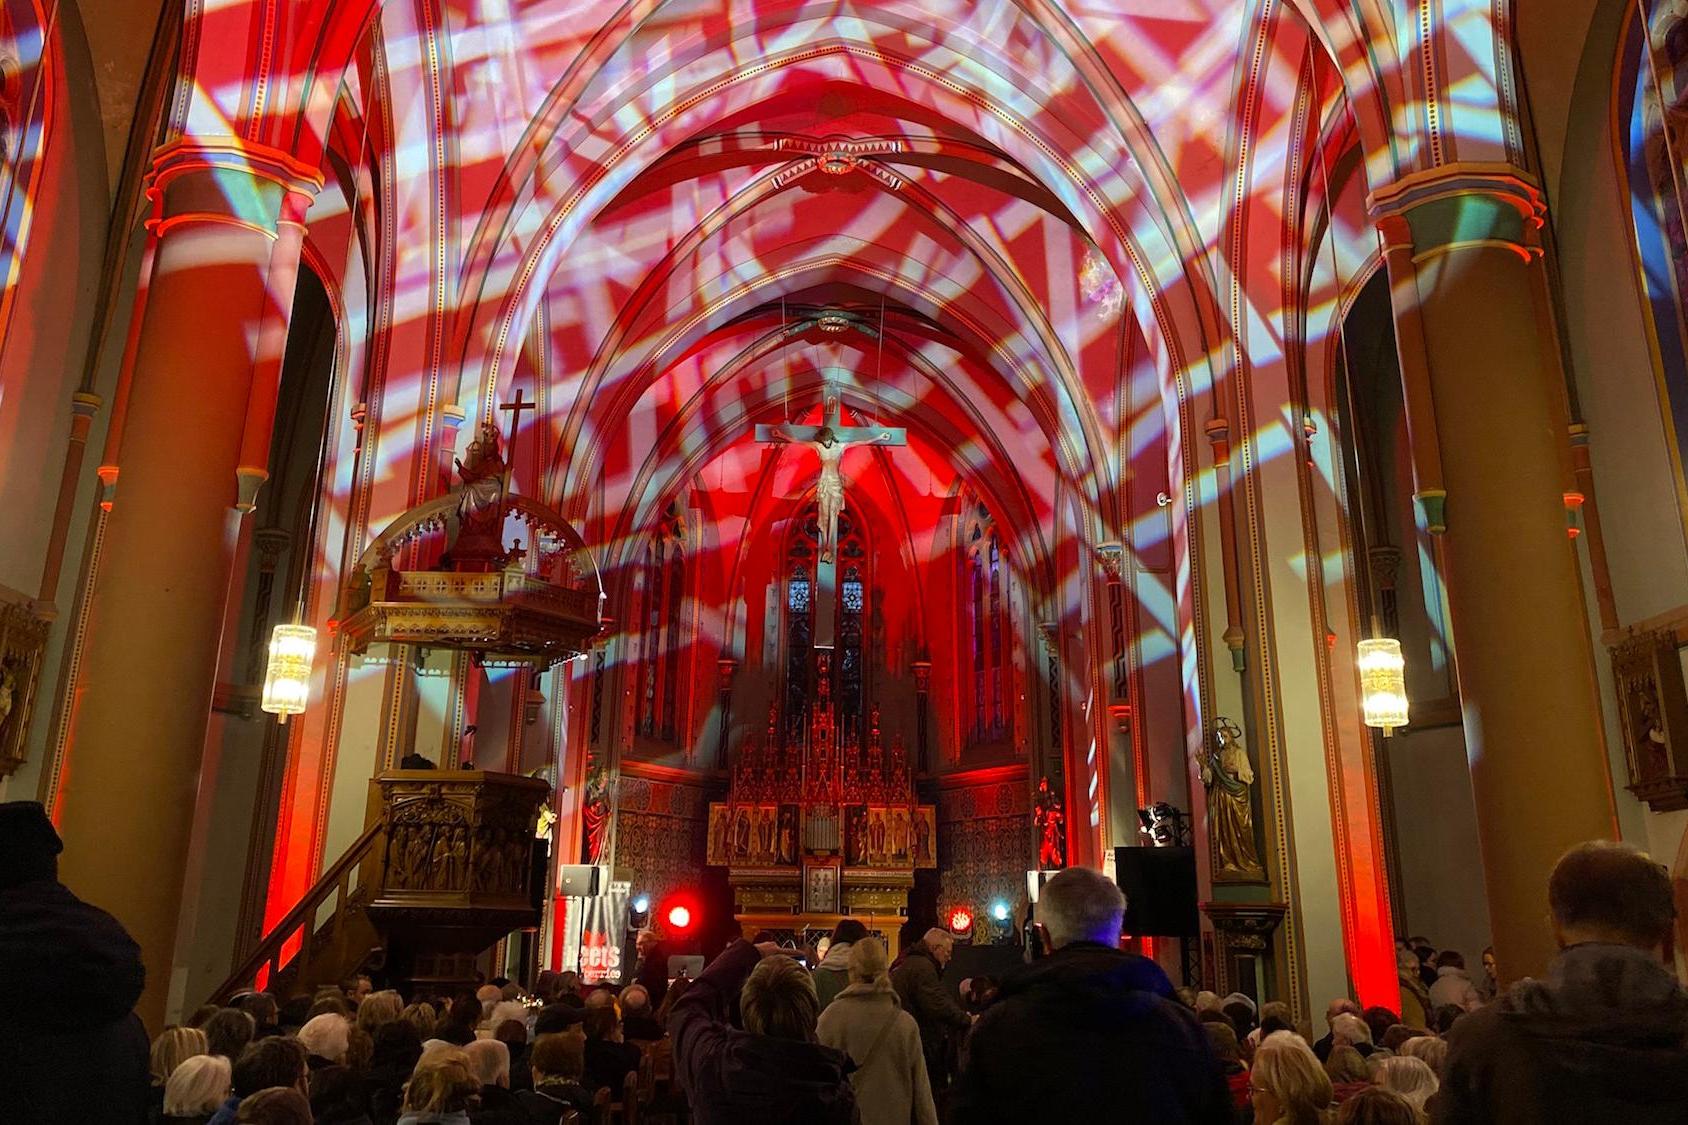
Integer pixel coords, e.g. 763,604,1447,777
399,1046,481,1124
162,1053,231,1124
1251,1030,1334,1124
816,937,938,1125
1397,1035,1447,1076
152,1025,210,1084
402,1000,438,1039
1372,1055,1438,1118
357,988,406,1034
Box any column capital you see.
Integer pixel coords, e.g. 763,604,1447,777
145,138,325,240
1095,543,1125,585
1368,163,1545,262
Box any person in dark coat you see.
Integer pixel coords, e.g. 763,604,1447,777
1434,841,1688,1125
581,1005,641,1091
951,866,1234,1124
632,928,671,1008
0,800,151,1125
516,1032,594,1124
363,1020,422,1125
670,939,856,1124
890,927,972,1088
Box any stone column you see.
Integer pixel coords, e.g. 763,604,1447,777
1371,167,1617,979
54,140,320,1027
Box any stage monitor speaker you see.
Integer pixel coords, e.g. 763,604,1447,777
557,864,601,897
1113,846,1198,937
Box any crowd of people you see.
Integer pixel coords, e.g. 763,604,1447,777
6,789,1688,1124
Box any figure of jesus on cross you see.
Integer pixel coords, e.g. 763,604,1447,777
756,383,906,564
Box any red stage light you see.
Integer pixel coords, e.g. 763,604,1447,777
667,904,692,930
948,907,974,933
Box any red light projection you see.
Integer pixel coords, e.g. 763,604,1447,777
31,0,1544,1014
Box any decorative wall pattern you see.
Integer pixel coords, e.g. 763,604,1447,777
614,775,710,904
937,775,1033,924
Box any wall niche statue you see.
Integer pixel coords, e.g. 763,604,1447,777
1610,627,1688,811
1194,717,1267,883
0,596,49,779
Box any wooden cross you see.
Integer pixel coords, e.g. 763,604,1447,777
498,387,537,453
756,383,905,647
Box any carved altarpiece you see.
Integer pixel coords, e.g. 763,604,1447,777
1609,626,1688,811
0,593,49,779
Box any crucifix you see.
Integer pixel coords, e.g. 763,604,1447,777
498,387,537,462
756,382,905,647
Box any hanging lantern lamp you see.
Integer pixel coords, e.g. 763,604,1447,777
1357,637,1408,735
260,623,318,723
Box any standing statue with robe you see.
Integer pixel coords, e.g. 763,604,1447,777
1195,718,1266,881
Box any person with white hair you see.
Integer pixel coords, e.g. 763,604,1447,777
1330,1012,1374,1055
889,927,971,1091
296,1013,351,1066
164,1053,232,1120
464,1038,528,1121
1372,1055,1438,1116
951,865,1232,1123
817,937,938,1125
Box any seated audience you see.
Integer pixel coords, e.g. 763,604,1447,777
1361,1007,1400,1045
1396,948,1431,1030
434,996,483,1047
1251,1031,1334,1125
533,1003,585,1036
670,940,856,1123
0,802,150,1125
1426,952,1481,1013
236,1087,313,1125
164,1054,233,1125
517,1032,593,1123
1315,999,1364,1061
357,991,406,1037
1379,1024,1423,1052
1221,993,1259,1041
297,1013,352,1068
1397,1036,1446,1076
364,1021,424,1125
1428,1004,1464,1038
1373,1055,1437,1118
1203,1020,1251,1113
1331,1013,1374,1056
1435,841,1688,1124
1325,1044,1372,1104
343,975,375,1008
205,1009,259,1063
463,1039,525,1125
152,1026,211,1115
553,972,585,1010
951,866,1231,1123
397,1048,480,1125
493,1019,531,1092
1338,1087,1420,1125
582,1004,641,1091
209,1037,309,1125
188,1006,225,1030
812,918,869,1009
620,982,664,1041
1476,947,1499,1003
232,993,281,1039
817,936,938,1125
305,1065,374,1125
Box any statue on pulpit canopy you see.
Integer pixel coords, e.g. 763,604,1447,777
443,422,511,567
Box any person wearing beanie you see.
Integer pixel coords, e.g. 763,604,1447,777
0,800,150,1123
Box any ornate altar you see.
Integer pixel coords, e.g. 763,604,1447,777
334,423,602,668
708,666,934,947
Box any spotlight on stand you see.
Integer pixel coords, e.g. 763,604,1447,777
1136,803,1191,848
629,895,650,928
666,904,693,932
990,901,1010,923
947,906,975,942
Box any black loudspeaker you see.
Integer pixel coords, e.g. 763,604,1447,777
557,864,601,897
1114,846,1198,937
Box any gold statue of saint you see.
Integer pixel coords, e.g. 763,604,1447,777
1195,718,1266,882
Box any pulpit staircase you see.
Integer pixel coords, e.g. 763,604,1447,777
209,770,550,1004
